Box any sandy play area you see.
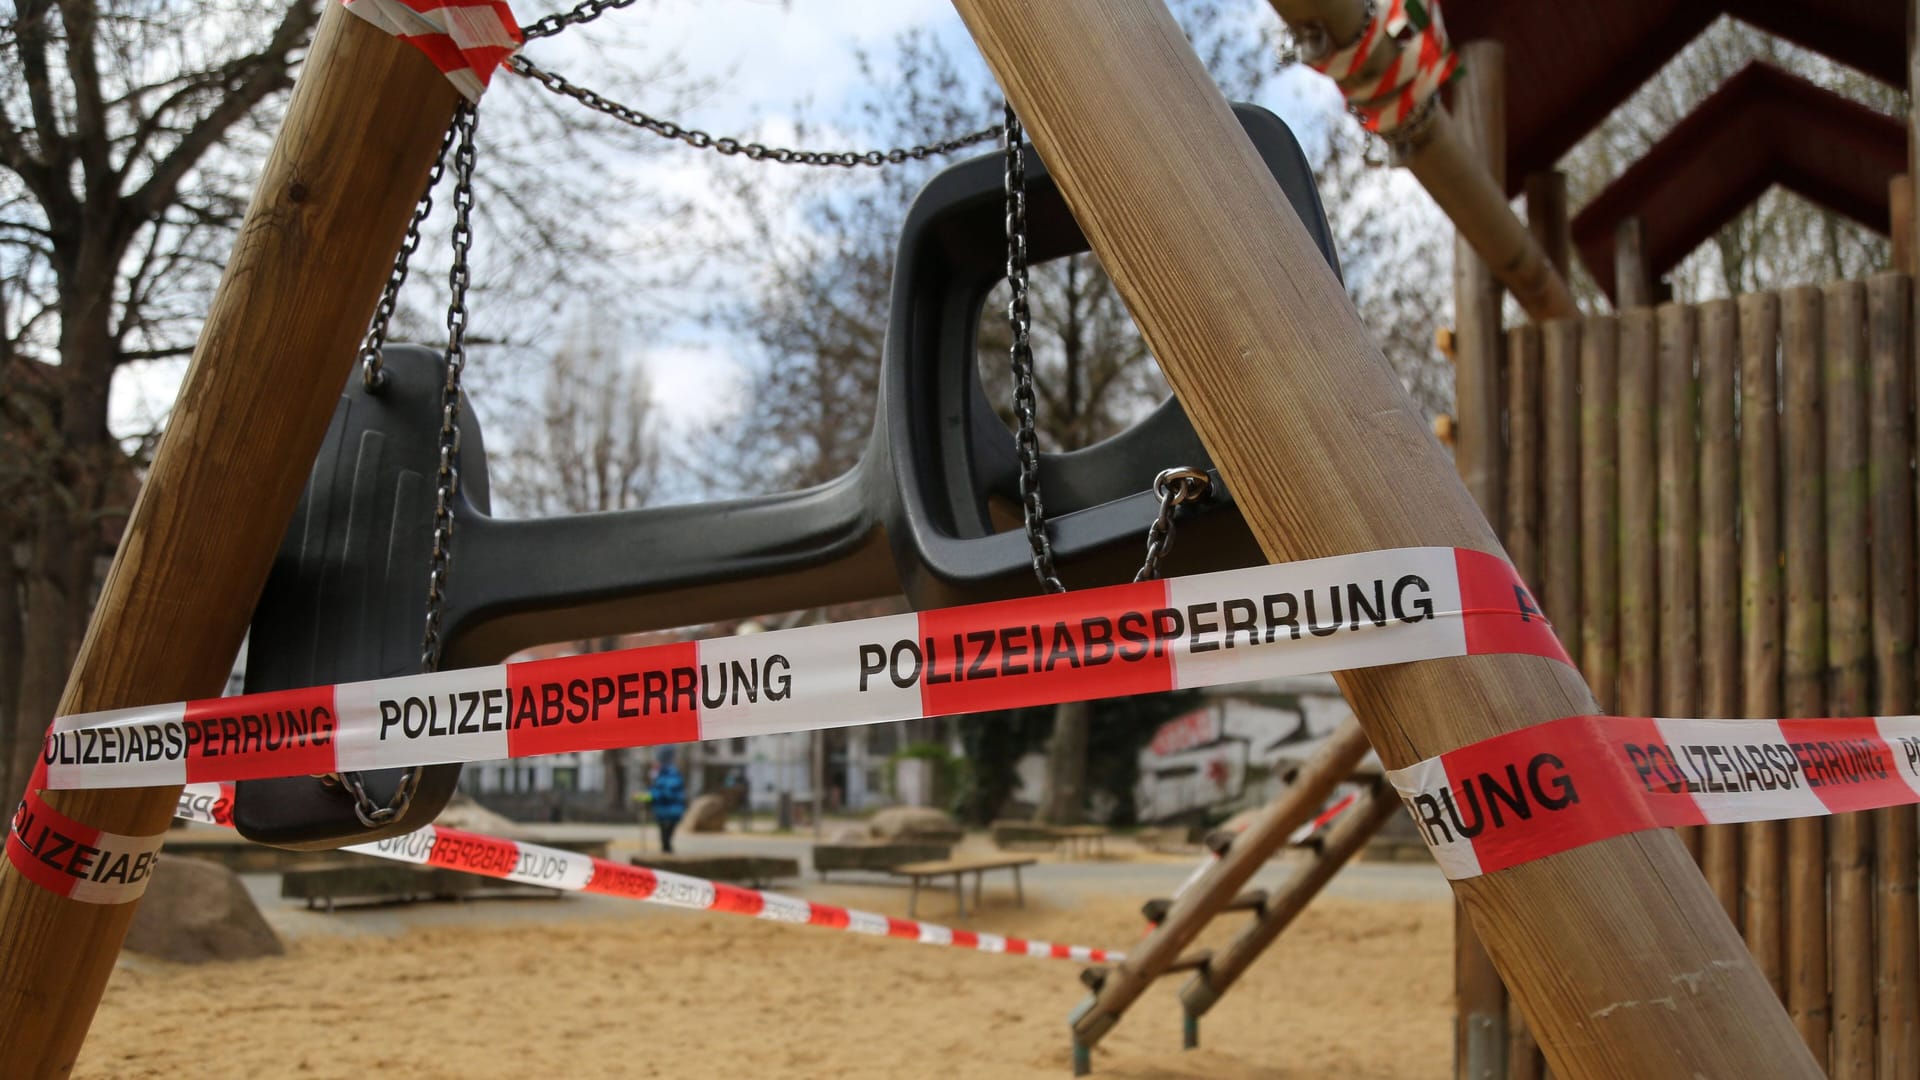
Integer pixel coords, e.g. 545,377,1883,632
75,871,1450,1079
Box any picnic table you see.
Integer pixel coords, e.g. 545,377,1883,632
889,854,1036,918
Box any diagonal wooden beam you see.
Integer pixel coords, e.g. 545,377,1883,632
0,6,458,1072
948,1,1815,1075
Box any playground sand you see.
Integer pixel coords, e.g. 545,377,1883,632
77,891,1450,1078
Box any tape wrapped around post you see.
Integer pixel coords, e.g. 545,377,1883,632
1305,0,1460,134
343,0,523,101
1391,714,1920,878
40,546,1568,790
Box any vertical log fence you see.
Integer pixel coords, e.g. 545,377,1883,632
1483,274,1920,1079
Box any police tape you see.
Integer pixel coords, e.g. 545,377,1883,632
174,783,1121,962
1389,713,1920,879
41,546,1566,791
7,775,164,904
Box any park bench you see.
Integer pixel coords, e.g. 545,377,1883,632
889,854,1036,918
1051,825,1110,859
280,862,561,911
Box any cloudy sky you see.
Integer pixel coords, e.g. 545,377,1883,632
111,1,1352,494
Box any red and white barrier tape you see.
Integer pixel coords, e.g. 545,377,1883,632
7,773,163,905
343,0,523,101
172,784,1119,962
1391,714,1920,879
1306,0,1459,134
40,547,1566,791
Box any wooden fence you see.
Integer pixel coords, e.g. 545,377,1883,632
1479,273,1920,1078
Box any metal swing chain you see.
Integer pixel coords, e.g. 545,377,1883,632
1002,105,1063,594
1002,104,1209,591
339,101,479,830
519,0,640,41
358,119,459,393
508,54,1000,168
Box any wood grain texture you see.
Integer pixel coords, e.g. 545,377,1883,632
1822,280,1875,1080
1580,316,1620,713
1615,218,1651,310
1450,40,1507,540
0,7,460,1074
950,3,1814,1076
1449,45,1510,1080
1618,308,1659,720
1505,324,1543,590
1697,298,1740,918
1865,273,1917,1079
1542,318,1582,668
1780,284,1830,1067
1737,291,1785,996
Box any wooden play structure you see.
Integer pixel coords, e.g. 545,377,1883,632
2,1,1915,1078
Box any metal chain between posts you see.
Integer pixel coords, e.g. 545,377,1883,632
519,0,641,41
1001,104,1209,590
507,54,1001,167
358,120,458,393
340,101,478,830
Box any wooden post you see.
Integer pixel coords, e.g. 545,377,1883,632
1618,309,1658,723
0,7,458,1073
1822,280,1874,1080
1542,319,1582,665
1069,720,1370,1049
1451,39,1507,539
1780,284,1830,1068
1615,219,1652,311
1581,316,1620,713
1655,303,1700,859
1891,176,1914,275
1448,42,1509,1080
1737,291,1785,996
1505,325,1543,588
1526,171,1571,279
1177,780,1401,1018
1500,322,1544,1080
1697,298,1739,917
1266,2,1576,322
1865,272,1918,1078
950,4,1815,1077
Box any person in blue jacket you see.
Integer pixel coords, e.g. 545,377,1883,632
649,747,688,853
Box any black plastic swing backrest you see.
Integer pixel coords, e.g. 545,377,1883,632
234,347,482,849
880,104,1341,608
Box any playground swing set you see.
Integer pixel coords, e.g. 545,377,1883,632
2,1,1911,1078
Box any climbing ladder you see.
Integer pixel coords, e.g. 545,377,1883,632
1068,717,1400,1075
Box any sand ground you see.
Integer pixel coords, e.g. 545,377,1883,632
75,841,1451,1078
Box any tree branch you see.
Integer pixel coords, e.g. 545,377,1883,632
125,0,319,222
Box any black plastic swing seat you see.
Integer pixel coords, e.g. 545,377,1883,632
233,103,1341,849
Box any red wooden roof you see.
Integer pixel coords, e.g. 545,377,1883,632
1442,0,1903,196
1567,62,1904,301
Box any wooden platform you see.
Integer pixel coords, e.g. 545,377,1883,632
812,841,952,880
281,862,561,911
629,853,799,888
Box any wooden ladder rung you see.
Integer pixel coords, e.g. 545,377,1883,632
1140,890,1267,925
1080,950,1213,994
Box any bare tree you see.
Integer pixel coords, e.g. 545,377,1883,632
0,0,324,798
490,321,662,809
0,1,699,801
1559,16,1896,302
